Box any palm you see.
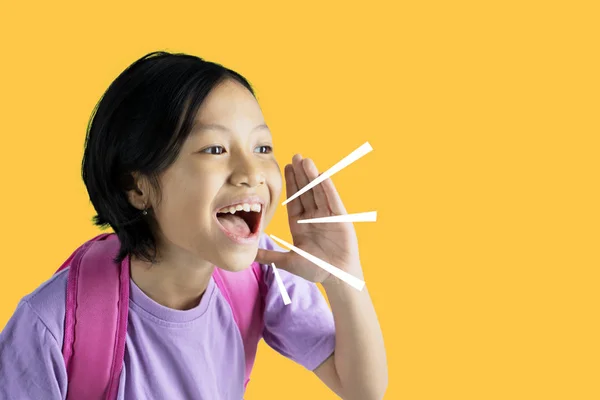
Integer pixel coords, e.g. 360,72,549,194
280,155,360,283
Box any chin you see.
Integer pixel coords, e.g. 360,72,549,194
213,247,258,272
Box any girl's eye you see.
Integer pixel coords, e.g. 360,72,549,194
202,146,226,155
255,145,273,154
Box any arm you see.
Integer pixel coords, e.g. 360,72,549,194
255,155,388,399
315,280,387,400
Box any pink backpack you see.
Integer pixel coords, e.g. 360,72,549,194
56,233,266,399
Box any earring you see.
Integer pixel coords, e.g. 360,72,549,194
142,203,148,216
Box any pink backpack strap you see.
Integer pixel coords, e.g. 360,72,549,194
212,262,267,389
59,233,129,400
59,233,266,398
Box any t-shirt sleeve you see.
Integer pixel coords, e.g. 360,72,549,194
0,300,67,399
259,234,336,371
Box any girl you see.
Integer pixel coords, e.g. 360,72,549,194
0,51,387,399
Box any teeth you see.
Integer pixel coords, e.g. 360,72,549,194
217,202,262,214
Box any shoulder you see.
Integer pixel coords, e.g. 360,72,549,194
20,268,68,344
256,234,336,371
0,270,69,399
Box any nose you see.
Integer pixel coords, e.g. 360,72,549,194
229,153,265,188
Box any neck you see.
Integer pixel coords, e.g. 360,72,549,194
129,243,215,311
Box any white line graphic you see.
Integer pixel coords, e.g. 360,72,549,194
298,211,377,224
282,142,373,206
269,235,366,291
271,263,292,305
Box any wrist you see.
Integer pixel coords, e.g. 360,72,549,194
322,264,365,293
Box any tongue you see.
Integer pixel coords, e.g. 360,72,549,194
217,214,251,237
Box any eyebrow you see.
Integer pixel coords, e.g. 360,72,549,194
191,122,270,135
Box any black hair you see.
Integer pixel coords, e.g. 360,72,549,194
81,51,255,264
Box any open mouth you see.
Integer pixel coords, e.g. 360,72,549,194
215,202,263,241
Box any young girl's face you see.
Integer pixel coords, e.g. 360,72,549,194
147,79,282,271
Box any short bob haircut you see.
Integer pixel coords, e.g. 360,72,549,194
81,51,255,264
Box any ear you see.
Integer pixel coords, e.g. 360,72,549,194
125,171,150,211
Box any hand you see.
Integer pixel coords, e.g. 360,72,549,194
255,154,363,285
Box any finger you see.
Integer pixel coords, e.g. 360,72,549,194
255,248,291,269
256,251,300,277
302,158,328,211
322,177,347,215
292,154,317,211
284,164,303,217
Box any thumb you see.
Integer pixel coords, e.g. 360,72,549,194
255,248,291,269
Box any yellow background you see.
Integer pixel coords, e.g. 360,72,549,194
1,1,598,399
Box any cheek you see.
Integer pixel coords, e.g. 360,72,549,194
266,164,283,217
268,165,283,198
156,172,220,227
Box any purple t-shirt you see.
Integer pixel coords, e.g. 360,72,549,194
0,234,336,399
